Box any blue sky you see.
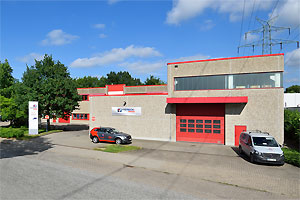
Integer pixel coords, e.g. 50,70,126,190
1,0,299,88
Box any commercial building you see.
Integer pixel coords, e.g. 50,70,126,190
63,53,285,146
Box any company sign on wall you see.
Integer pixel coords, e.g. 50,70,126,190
112,107,142,116
29,101,38,135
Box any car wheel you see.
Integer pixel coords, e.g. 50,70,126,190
92,136,99,143
250,153,255,163
239,145,243,155
115,138,122,145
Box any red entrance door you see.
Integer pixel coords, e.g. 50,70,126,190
176,116,224,144
234,125,247,146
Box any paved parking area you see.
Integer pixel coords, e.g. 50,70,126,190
42,130,300,198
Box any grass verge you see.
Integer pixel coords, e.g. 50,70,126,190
94,144,141,153
0,127,62,140
282,148,300,167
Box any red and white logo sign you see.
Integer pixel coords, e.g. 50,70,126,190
45,115,49,119
92,117,96,121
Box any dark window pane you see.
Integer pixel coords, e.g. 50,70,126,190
213,120,220,124
73,114,76,118
205,129,212,133
188,129,195,132
180,124,186,127
205,120,212,123
180,128,186,132
180,119,186,123
188,124,195,127
196,120,203,123
205,125,212,128
196,124,203,128
196,129,203,133
188,120,195,123
84,114,88,119
77,114,79,119
213,130,221,134
213,125,220,128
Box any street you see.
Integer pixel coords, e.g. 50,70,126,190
0,131,299,199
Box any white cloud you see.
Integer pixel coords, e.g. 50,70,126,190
70,45,162,68
41,29,79,46
272,0,300,27
200,19,215,31
119,61,165,74
17,53,44,64
166,0,273,25
170,54,210,63
285,48,300,68
99,33,107,38
93,24,106,29
284,78,300,83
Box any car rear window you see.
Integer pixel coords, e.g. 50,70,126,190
252,137,278,147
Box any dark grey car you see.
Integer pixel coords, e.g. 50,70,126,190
90,127,132,144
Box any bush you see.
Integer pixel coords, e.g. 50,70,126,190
0,127,26,138
282,148,300,167
284,109,300,141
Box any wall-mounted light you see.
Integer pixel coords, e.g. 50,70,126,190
123,101,126,106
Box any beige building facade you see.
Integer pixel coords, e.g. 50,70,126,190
65,53,284,146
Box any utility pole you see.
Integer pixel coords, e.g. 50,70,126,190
238,17,299,54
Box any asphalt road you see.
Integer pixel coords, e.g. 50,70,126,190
0,131,299,199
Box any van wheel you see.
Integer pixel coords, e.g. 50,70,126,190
92,136,99,143
239,145,243,155
250,154,255,163
115,138,122,145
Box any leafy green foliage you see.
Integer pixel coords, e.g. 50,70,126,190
282,148,300,167
0,60,15,98
144,75,166,85
74,76,106,88
0,127,26,138
105,71,142,86
20,55,81,121
285,85,300,93
0,95,26,126
284,109,300,141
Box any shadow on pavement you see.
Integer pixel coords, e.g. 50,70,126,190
40,123,89,131
0,137,53,159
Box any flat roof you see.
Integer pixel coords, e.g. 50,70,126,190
167,53,284,65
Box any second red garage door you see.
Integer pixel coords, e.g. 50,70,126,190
176,104,225,144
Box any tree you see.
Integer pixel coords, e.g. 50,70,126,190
74,76,105,88
106,71,142,86
285,85,300,93
144,75,166,85
0,60,15,98
0,95,26,126
20,55,81,128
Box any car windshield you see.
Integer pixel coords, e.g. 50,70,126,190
252,137,278,147
110,128,119,133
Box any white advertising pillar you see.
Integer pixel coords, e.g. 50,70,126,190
29,101,38,135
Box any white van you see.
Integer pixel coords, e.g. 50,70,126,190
239,130,284,165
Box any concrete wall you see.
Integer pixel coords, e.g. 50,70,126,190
78,87,106,94
89,95,175,141
125,85,168,94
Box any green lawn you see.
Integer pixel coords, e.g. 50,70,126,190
94,144,141,153
282,148,300,167
0,127,62,139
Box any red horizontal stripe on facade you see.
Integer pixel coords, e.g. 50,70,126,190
166,96,248,104
89,92,168,97
167,53,284,65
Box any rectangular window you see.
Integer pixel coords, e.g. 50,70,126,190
213,130,221,134
188,119,195,123
213,125,221,128
213,120,220,124
180,124,187,127
196,129,203,133
180,119,186,123
205,129,212,133
188,129,195,132
72,113,89,120
205,125,212,128
81,95,89,101
196,120,203,123
180,128,186,132
196,124,203,128
174,72,282,91
188,124,195,127
205,120,212,123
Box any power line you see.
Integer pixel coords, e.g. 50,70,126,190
238,0,246,55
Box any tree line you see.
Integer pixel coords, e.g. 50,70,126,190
0,55,166,127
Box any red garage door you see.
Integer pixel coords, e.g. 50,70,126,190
176,104,225,144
